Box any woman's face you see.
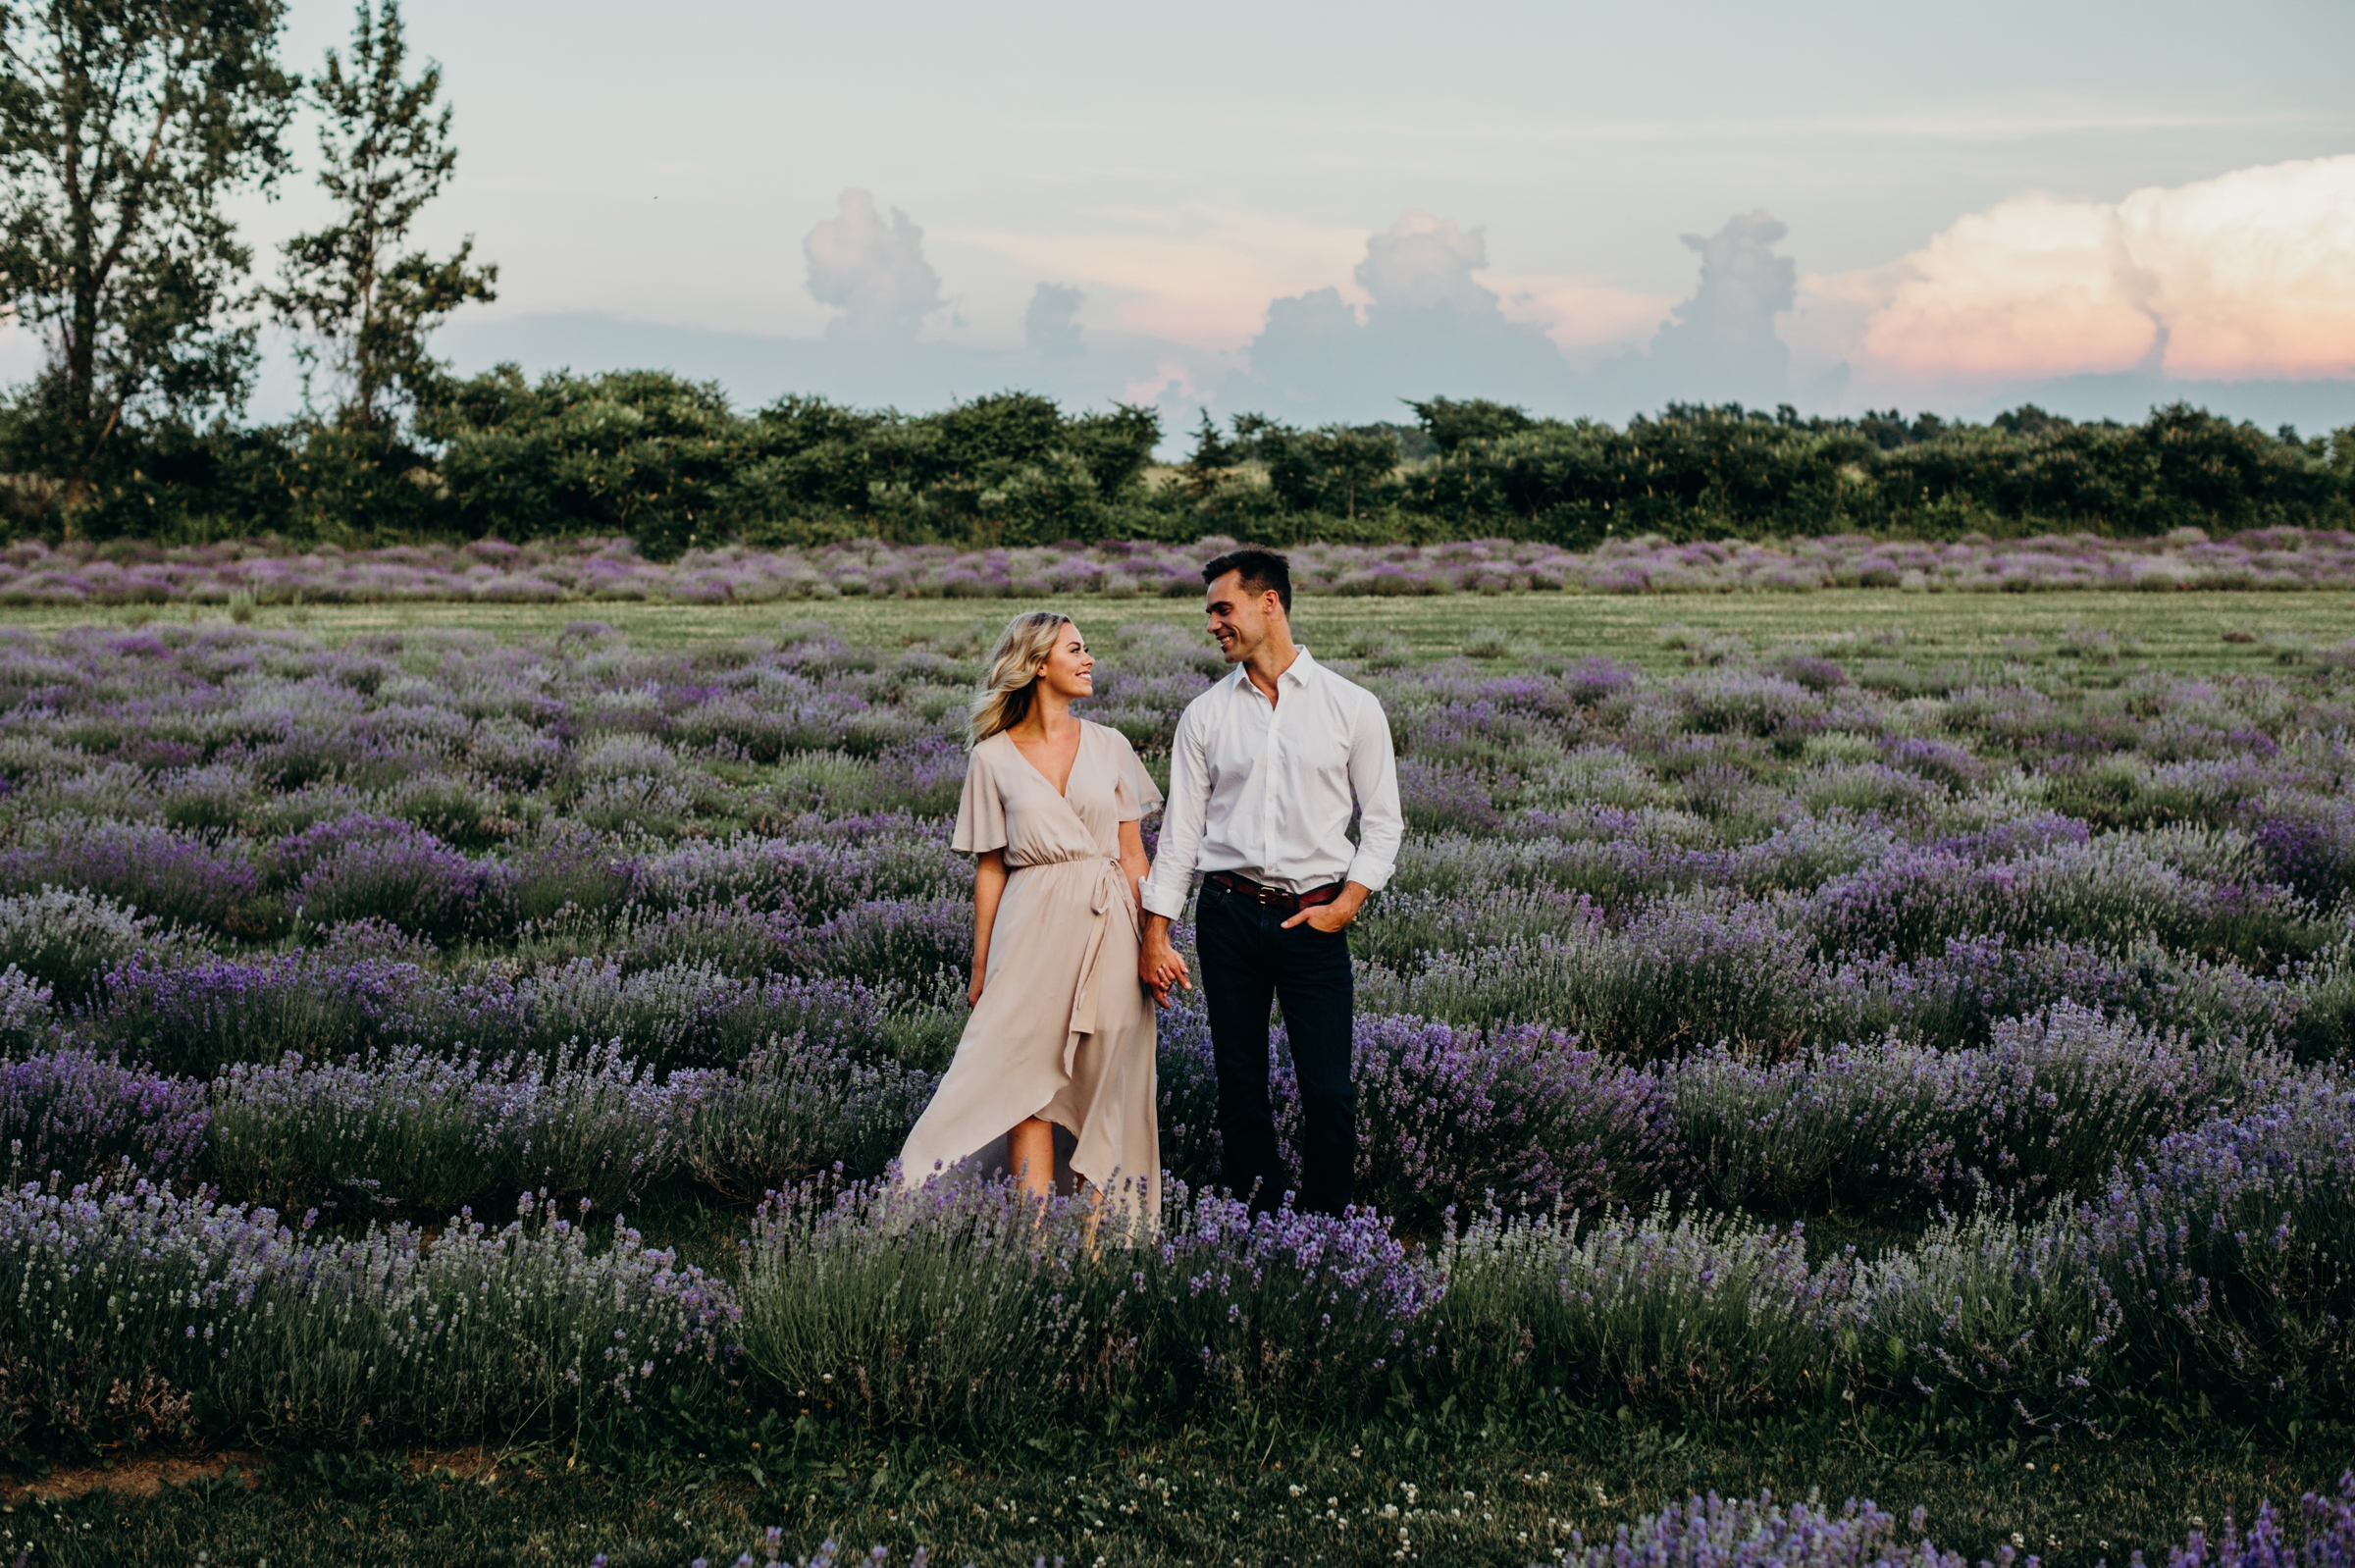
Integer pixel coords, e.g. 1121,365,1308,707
1035,622,1094,700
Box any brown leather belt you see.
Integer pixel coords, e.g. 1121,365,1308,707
1210,870,1344,916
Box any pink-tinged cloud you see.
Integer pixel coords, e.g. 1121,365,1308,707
947,208,1370,347
1849,154,2355,384
1481,273,1675,364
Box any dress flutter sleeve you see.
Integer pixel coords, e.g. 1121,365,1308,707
950,743,1008,855
1110,731,1164,821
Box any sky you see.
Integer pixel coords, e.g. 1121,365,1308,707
164,0,2355,434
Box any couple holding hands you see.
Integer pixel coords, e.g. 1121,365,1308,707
896,548,1404,1225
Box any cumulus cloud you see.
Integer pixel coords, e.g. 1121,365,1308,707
1024,283,1085,359
950,207,1367,347
1355,210,1492,314
1235,210,1575,419
1849,155,2355,385
803,188,944,343
1635,210,1798,405
1481,274,1675,367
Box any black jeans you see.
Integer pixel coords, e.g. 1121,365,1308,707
1194,877,1357,1216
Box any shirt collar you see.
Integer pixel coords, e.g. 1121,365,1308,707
1226,646,1317,693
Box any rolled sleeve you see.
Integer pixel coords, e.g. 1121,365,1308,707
1342,692,1402,893
1139,702,1210,919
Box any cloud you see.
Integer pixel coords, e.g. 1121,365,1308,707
1355,210,1491,313
1834,154,2355,386
803,189,945,343
1480,274,1675,366
1648,211,1797,397
1234,211,1575,420
949,207,1368,347
1024,283,1085,359
1592,211,1798,408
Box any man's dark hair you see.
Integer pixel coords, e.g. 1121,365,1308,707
1202,548,1292,613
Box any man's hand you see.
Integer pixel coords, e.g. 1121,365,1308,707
1139,914,1191,1006
1281,883,1369,933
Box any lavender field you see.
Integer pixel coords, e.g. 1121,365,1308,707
2,599,2352,1565
7,525,2355,609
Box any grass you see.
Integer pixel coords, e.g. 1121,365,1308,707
16,588,2352,679
8,1414,2353,1567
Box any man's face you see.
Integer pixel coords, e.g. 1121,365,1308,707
1204,570,1277,663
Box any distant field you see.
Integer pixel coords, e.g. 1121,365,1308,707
10,587,2349,674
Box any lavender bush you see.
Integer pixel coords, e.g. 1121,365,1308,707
1548,1475,2355,1568
738,1172,1435,1430
1672,1004,2289,1215
0,886,185,1003
0,1176,735,1450
680,1034,938,1199
0,821,264,932
85,952,428,1076
1558,1490,1965,1568
207,1041,689,1215
0,1050,209,1187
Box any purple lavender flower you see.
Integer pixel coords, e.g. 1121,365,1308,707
0,1051,209,1186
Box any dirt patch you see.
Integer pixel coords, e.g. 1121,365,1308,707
1,1450,265,1503
0,1445,538,1506
408,1445,507,1481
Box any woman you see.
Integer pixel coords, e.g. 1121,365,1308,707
897,611,1164,1224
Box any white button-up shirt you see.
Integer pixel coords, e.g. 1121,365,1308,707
1139,647,1403,919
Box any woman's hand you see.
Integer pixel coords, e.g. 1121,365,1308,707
967,966,986,1008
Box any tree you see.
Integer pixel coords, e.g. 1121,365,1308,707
0,0,296,506
1261,422,1400,522
1178,409,1235,498
271,0,493,434
1406,396,1533,456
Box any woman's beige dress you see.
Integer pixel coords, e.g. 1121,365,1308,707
898,720,1164,1223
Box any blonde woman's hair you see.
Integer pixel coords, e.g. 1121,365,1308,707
968,611,1073,745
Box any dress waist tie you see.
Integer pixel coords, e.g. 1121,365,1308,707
1062,855,1137,1074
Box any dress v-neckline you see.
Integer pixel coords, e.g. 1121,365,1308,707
1006,723,1086,800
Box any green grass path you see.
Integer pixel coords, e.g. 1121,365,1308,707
13,588,2349,675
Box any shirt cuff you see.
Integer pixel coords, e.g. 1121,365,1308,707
1140,879,1191,920
1343,854,1394,895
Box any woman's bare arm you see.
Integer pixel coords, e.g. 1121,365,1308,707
968,848,1008,1008
1118,819,1149,909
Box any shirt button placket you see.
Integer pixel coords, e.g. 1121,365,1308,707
1260,688,1282,878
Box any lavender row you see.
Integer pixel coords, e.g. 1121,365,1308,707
0,615,2343,831
3,999,2316,1238
1552,1480,2355,1568
77,946,967,1077
1354,903,2353,1063
7,528,2355,604
0,1177,733,1452
8,1052,2352,1452
5,1022,937,1217
8,830,2344,1079
737,1059,2355,1431
744,1476,2355,1568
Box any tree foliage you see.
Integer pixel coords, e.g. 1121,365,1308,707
9,378,2351,552
0,0,296,503
270,0,494,434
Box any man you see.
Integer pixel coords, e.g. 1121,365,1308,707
1139,548,1403,1217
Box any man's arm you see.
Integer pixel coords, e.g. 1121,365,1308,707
1343,688,1403,894
1281,689,1401,933
1138,701,1210,999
